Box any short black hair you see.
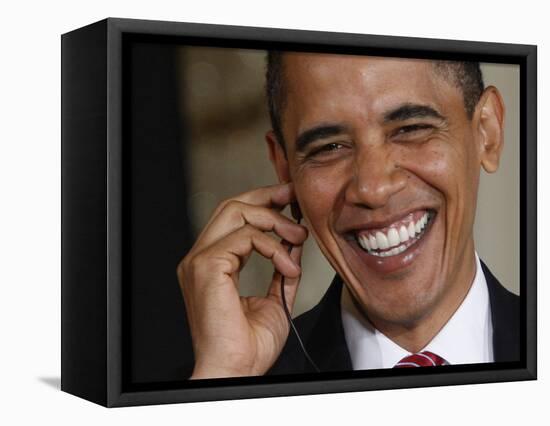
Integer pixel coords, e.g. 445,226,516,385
265,51,484,147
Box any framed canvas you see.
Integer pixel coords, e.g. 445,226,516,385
61,17,537,407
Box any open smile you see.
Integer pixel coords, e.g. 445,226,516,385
355,210,436,257
341,208,438,274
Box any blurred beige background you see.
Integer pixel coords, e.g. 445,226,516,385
178,47,520,316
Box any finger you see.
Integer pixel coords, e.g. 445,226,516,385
266,243,304,312
199,225,301,282
195,201,307,252
202,183,295,232
231,182,295,209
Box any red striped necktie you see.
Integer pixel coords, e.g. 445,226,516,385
394,351,447,368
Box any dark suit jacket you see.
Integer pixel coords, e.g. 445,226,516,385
269,260,520,374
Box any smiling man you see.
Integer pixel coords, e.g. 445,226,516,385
177,52,519,378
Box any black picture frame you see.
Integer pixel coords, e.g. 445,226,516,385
61,17,537,407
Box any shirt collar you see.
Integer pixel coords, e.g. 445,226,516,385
340,252,493,369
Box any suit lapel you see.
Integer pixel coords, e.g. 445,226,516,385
304,275,353,372
481,260,521,362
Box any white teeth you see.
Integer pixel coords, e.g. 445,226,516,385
368,243,408,257
357,211,433,257
368,234,377,250
369,234,378,250
362,235,371,250
357,235,366,251
399,226,409,243
408,222,416,238
376,231,389,250
387,228,400,247
415,212,428,233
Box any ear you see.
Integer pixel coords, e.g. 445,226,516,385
265,130,291,183
474,86,505,174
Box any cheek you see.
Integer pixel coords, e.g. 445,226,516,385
402,138,476,205
402,138,480,254
409,144,455,188
294,164,349,231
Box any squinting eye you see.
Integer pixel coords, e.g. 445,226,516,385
306,142,344,158
320,142,343,152
395,124,434,135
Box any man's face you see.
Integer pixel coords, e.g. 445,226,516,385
270,53,497,328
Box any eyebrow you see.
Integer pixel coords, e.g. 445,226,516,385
295,124,349,152
383,103,446,123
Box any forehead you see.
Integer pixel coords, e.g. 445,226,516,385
282,53,461,129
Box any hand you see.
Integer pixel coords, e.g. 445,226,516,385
177,183,308,379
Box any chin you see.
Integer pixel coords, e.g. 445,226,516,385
364,283,441,327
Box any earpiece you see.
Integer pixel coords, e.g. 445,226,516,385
290,202,303,221
280,199,319,372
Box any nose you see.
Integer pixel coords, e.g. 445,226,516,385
345,145,408,209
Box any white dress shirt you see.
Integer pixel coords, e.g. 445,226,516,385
340,252,494,369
